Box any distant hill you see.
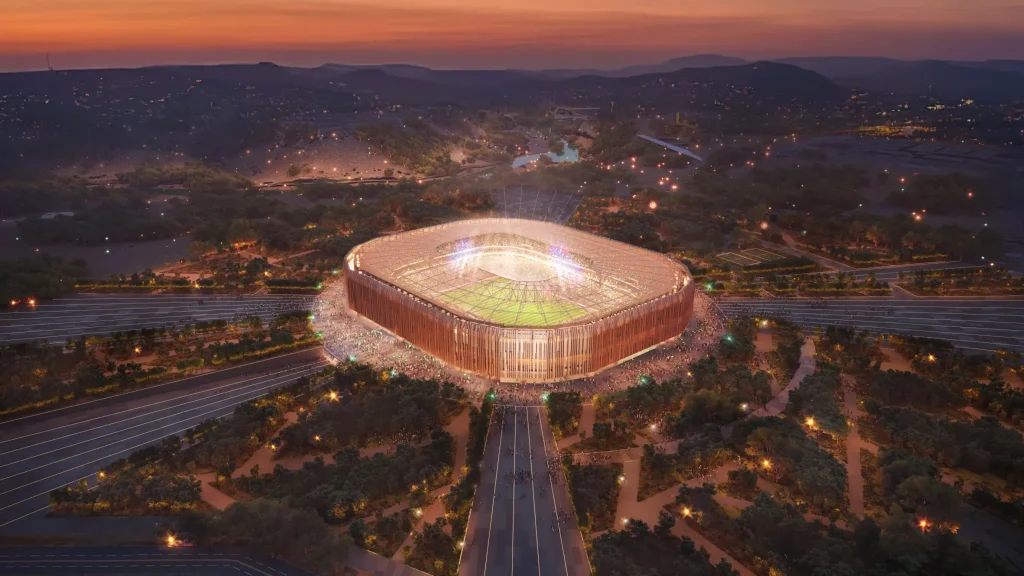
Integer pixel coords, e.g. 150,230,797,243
544,61,845,109
532,54,749,79
952,60,1024,75
773,57,905,79
605,54,750,77
837,60,1024,103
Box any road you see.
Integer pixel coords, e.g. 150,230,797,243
0,547,311,575
0,294,316,345
717,298,1024,352
458,405,589,576
0,347,328,532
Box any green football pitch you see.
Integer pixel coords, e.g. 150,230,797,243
437,278,590,326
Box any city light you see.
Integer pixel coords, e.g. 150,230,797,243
681,507,692,517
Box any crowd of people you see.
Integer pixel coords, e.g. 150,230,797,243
313,283,732,405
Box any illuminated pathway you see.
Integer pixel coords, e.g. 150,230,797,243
458,405,589,576
0,348,327,532
717,298,1024,352
0,294,316,345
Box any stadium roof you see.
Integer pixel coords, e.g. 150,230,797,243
347,218,690,328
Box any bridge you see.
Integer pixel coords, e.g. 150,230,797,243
638,135,703,161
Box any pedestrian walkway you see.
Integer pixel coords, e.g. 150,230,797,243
231,411,299,478
556,402,596,449
754,337,816,417
610,457,750,575
347,547,432,576
388,408,473,561
844,388,866,518
195,472,236,510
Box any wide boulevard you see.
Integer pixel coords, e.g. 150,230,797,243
0,347,328,532
0,294,316,345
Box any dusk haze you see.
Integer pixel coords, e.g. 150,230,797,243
1,2,1023,576
3,0,1024,70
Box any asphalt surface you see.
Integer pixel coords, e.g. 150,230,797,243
0,347,328,532
0,294,316,345
458,405,589,576
718,298,1024,352
0,547,311,575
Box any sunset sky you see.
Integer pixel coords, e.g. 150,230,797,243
3,0,1023,71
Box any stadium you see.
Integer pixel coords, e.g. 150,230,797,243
343,219,694,382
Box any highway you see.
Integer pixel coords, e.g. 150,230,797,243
717,298,1024,352
459,405,589,576
0,347,329,532
0,294,316,345
0,547,311,575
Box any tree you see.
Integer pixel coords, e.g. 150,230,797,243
383,167,395,179
227,219,258,246
190,237,218,258
865,225,885,247
183,499,350,574
655,509,676,538
901,231,920,251
895,475,961,525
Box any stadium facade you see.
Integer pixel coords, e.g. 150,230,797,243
343,219,694,383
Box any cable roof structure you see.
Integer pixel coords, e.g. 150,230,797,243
495,186,585,224
347,218,689,328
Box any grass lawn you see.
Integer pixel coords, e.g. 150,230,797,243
437,278,590,326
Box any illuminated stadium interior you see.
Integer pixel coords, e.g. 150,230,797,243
348,220,687,328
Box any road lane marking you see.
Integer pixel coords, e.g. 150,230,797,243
537,407,569,576
0,369,324,476
481,405,506,576
0,360,327,455
0,349,325,430
527,407,541,576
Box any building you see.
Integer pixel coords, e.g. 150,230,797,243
343,218,694,383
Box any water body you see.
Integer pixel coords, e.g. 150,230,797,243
511,140,580,168
0,220,191,278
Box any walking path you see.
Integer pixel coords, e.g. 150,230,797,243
231,412,300,478
844,388,866,518
755,331,782,395
753,338,816,418
347,547,432,576
389,408,473,561
610,458,752,576
556,402,596,449
195,472,236,510
601,336,821,575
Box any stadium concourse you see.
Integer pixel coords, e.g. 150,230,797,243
341,219,695,382
313,279,729,403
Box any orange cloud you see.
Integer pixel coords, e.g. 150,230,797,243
1,0,1022,69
